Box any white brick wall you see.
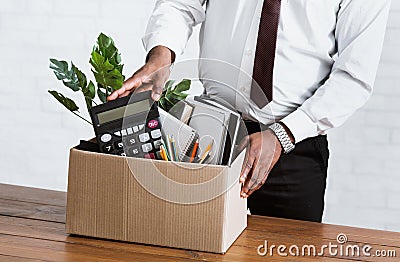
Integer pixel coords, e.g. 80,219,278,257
323,1,400,232
0,0,399,232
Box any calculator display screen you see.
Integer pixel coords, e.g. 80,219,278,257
97,100,151,124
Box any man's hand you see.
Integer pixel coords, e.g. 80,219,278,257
107,46,175,101
238,129,282,198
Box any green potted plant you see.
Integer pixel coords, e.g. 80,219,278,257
49,33,190,125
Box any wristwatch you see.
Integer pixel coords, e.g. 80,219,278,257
268,123,295,154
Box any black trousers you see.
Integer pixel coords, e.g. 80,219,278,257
244,121,329,222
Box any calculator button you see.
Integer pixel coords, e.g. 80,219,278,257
124,137,137,146
147,119,159,129
114,140,124,149
103,144,113,153
144,153,155,159
139,133,150,143
114,131,121,137
151,129,162,139
118,151,127,157
100,134,112,143
121,129,127,136
133,126,139,133
127,127,133,135
131,147,140,155
126,137,137,145
142,143,153,153
138,124,145,130
153,139,162,150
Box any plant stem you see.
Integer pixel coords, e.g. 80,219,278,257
72,111,92,125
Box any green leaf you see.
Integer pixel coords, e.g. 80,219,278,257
173,79,191,93
90,51,124,92
48,90,79,112
72,63,87,89
97,87,107,103
158,79,191,111
90,33,125,98
49,58,80,92
158,98,166,110
165,80,175,90
82,81,96,110
50,58,68,71
86,81,95,99
92,33,124,75
169,92,188,101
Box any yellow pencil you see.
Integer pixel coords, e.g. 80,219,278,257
200,140,214,162
160,145,168,161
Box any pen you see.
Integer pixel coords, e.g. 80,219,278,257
189,139,199,163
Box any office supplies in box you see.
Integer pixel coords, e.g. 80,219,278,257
66,139,248,254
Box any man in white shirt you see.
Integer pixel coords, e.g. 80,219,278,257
108,0,391,222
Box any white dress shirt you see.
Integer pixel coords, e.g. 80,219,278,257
142,0,391,143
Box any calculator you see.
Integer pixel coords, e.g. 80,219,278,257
89,91,163,159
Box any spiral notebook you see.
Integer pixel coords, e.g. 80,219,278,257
158,108,198,161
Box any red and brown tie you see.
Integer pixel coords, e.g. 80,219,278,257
250,0,282,108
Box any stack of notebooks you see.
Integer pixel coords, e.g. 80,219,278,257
159,96,245,166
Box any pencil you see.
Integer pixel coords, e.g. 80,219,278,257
200,152,211,164
189,139,199,163
161,139,171,160
167,135,175,161
160,145,169,161
170,135,179,161
200,140,214,162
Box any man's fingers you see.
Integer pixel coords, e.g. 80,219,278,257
245,165,269,198
150,67,170,101
239,147,254,184
107,90,119,101
134,82,153,93
107,77,142,101
238,135,249,153
240,153,258,198
151,80,164,101
120,90,132,98
241,156,261,197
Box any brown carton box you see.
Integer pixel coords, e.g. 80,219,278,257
66,144,247,253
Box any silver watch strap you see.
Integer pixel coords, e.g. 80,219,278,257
268,123,295,154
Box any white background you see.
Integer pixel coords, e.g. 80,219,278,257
0,0,399,231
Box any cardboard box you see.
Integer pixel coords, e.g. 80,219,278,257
66,143,247,253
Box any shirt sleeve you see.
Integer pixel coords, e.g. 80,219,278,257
281,0,391,143
142,0,207,56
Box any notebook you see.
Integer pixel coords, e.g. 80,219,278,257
194,96,242,166
158,108,198,161
185,98,230,165
168,100,194,124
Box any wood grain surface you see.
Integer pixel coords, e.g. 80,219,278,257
0,183,398,261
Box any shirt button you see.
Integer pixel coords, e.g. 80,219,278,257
240,86,248,92
245,49,252,56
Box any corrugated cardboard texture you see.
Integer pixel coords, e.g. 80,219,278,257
66,148,247,253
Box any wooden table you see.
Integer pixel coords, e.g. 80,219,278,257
0,183,399,261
